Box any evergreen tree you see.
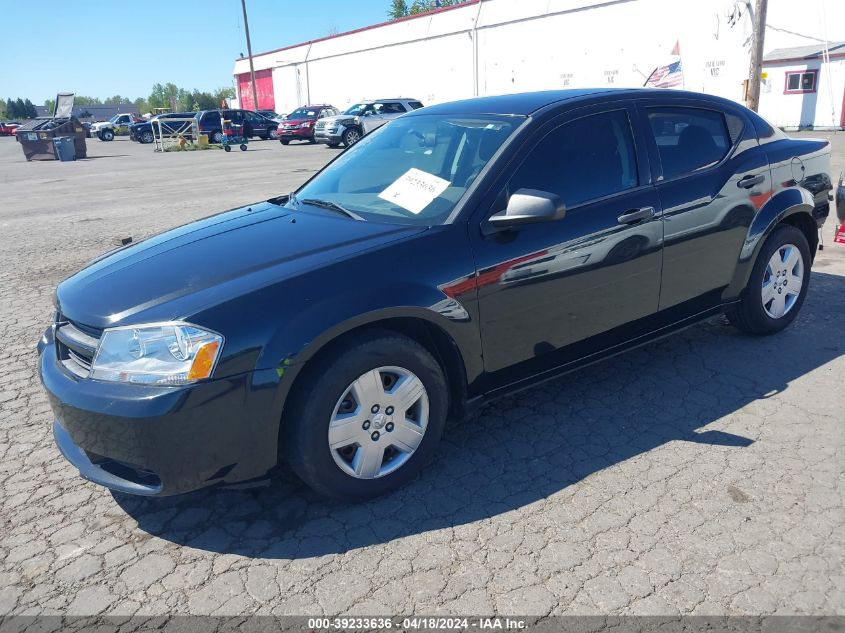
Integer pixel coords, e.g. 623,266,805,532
388,0,409,18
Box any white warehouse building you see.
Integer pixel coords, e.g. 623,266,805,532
232,0,845,129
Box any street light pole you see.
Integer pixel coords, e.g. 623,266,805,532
745,0,769,112
240,0,259,111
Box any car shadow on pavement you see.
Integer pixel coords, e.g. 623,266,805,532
114,270,845,559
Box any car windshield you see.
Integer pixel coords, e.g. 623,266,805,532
342,103,371,116
289,114,524,225
288,108,318,119
108,115,122,123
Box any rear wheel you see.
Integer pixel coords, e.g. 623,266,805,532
726,224,811,335
285,330,448,500
210,130,223,144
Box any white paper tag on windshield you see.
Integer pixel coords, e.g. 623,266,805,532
378,168,451,214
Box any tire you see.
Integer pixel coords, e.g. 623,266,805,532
342,127,362,147
210,130,223,144
140,131,154,144
285,329,448,500
100,129,114,142
223,145,231,152
726,224,811,336
280,139,289,145
240,144,247,151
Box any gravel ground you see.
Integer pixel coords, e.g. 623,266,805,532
0,132,843,617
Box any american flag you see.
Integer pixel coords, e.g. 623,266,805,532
645,59,684,88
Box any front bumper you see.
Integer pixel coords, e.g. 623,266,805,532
279,127,314,141
314,128,343,144
38,329,282,496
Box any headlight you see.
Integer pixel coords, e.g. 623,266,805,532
299,121,312,128
91,322,223,385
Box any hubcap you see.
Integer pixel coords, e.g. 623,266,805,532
762,243,803,319
328,366,429,479
346,130,360,144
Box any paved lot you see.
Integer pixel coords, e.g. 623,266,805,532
0,132,843,617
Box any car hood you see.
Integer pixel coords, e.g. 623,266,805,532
318,114,356,124
57,201,424,329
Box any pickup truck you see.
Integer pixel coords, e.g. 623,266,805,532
90,113,143,141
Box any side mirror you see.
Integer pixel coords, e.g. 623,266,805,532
488,189,566,227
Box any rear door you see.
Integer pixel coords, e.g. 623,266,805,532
470,101,663,388
636,98,769,313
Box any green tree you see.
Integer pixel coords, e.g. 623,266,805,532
73,95,103,105
44,98,55,115
0,98,6,119
212,86,235,107
388,0,409,18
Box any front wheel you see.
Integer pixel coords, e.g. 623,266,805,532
285,330,448,500
140,130,154,144
726,224,811,335
210,130,223,144
342,127,362,147
239,144,247,151
99,129,114,141
223,145,231,152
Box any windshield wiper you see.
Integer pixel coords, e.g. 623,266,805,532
299,198,365,221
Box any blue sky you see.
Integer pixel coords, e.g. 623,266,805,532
0,0,390,105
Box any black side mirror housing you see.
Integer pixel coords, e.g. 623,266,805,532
488,189,566,227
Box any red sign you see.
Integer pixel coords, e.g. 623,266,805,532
834,225,845,244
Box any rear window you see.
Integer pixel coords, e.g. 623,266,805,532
408,101,424,110
647,107,731,179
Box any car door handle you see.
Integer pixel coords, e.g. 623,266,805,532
738,174,765,189
617,206,656,224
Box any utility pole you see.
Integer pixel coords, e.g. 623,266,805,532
746,0,768,112
240,0,259,111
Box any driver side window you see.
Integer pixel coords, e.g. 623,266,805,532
509,109,639,209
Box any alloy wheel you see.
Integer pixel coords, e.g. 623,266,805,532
344,129,361,146
762,243,803,319
328,366,429,479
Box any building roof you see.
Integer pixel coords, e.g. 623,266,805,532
236,0,480,62
763,41,845,63
34,104,139,120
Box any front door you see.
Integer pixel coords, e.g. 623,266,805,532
471,103,663,389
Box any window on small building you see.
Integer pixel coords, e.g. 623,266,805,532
784,71,817,94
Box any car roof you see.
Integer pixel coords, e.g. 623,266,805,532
405,88,731,116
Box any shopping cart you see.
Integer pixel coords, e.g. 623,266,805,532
220,118,248,152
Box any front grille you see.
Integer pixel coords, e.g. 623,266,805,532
55,316,102,378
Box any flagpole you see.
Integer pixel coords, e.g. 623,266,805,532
643,67,657,87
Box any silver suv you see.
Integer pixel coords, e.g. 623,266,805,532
314,98,424,147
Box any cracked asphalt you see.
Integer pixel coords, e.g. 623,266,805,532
0,132,843,617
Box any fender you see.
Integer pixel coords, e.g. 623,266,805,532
724,186,814,300
257,279,482,428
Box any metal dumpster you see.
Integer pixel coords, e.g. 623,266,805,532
16,93,87,161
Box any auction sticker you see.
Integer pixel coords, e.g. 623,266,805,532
379,168,450,214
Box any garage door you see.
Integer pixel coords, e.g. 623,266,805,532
237,69,275,111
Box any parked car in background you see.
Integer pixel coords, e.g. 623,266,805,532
37,89,832,500
257,109,281,121
90,113,143,141
278,105,339,145
314,98,424,147
130,112,195,144
0,121,20,136
195,109,279,143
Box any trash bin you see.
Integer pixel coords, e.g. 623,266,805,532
53,136,76,161
16,93,87,161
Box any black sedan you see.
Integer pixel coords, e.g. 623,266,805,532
39,89,832,500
